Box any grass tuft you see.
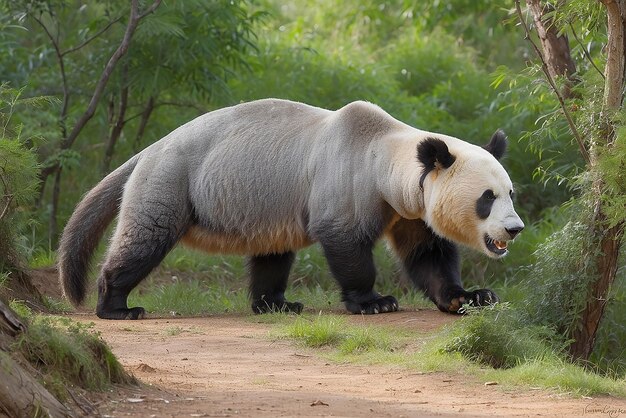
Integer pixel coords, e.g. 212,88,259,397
440,303,562,369
280,314,403,356
284,315,345,347
13,314,135,400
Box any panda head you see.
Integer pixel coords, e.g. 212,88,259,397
417,130,524,258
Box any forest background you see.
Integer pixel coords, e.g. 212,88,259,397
0,0,624,388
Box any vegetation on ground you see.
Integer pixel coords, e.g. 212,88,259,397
9,301,135,401
276,310,626,397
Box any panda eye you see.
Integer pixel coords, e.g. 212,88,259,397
483,190,496,200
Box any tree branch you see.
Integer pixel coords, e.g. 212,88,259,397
0,171,14,223
31,14,69,140
515,0,591,165
60,0,162,151
568,22,605,80
102,63,130,175
61,16,122,56
139,1,162,19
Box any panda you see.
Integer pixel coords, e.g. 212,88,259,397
58,99,524,320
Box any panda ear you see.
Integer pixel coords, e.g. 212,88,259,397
417,137,456,189
483,129,507,160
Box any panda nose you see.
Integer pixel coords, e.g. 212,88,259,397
505,226,524,239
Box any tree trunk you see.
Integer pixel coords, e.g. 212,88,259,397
102,64,129,175
49,166,62,243
525,0,577,97
521,0,626,360
36,0,162,241
568,0,626,360
133,96,155,153
0,300,73,418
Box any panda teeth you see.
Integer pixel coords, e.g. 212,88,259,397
494,240,508,250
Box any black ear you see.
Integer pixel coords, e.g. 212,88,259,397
483,129,507,160
417,137,456,189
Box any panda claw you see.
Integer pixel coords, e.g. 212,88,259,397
346,294,399,315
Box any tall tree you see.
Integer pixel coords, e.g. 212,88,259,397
13,0,161,240
517,0,625,360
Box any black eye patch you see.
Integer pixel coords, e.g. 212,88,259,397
476,189,496,219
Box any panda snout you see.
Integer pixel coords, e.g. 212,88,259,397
505,225,524,239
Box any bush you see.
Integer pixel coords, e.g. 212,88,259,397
0,84,42,269
441,303,563,369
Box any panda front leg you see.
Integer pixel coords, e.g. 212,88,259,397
388,219,498,313
318,233,398,314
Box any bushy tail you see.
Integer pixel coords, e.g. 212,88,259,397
58,156,139,306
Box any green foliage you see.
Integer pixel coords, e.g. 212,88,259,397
525,215,598,336
13,314,135,399
441,303,563,369
275,311,626,396
130,0,264,102
0,83,46,268
596,117,626,228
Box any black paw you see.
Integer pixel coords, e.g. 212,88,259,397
467,288,499,307
442,288,499,313
96,306,146,320
345,295,399,315
252,299,304,314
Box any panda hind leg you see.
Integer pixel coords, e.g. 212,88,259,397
97,202,191,320
249,252,303,314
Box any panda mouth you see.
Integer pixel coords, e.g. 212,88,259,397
484,234,508,256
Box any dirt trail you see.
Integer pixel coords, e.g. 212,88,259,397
69,311,625,418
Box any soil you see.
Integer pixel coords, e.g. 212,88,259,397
63,311,625,418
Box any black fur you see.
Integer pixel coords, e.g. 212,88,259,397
249,252,303,314
313,221,398,314
483,130,507,160
388,218,498,313
96,200,192,319
476,189,496,220
417,137,456,189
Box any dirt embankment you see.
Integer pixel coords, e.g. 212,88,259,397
65,311,626,418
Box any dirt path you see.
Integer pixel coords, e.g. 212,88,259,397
69,311,625,417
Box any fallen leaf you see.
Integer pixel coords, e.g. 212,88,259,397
484,381,498,386
311,400,329,407
126,398,144,403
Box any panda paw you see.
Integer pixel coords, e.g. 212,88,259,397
445,289,499,313
252,299,304,315
345,295,399,315
96,306,146,320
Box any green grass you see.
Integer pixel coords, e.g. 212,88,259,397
275,311,626,398
280,314,405,354
127,277,250,316
28,248,57,269
10,306,135,400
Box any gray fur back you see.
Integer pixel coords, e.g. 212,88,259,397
138,99,405,254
